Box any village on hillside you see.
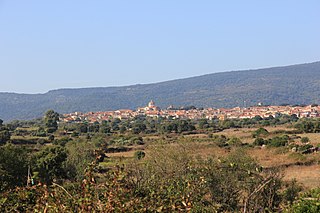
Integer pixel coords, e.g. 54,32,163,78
60,100,320,123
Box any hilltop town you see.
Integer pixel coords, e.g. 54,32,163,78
61,100,320,123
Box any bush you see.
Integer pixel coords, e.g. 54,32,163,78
288,188,320,212
298,144,313,153
33,146,68,184
283,179,302,205
134,151,145,160
252,127,269,138
268,135,289,147
227,137,242,146
53,137,72,146
211,135,228,147
37,138,47,145
253,138,266,146
0,144,29,191
0,143,294,212
48,134,55,142
64,140,95,181
300,137,310,143
130,137,144,145
0,130,11,145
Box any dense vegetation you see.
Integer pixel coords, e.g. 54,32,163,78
1,61,320,121
1,110,320,212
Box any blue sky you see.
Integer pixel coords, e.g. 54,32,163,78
0,1,319,93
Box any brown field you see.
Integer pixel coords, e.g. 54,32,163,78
283,165,320,189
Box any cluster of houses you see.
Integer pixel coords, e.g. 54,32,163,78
60,100,320,123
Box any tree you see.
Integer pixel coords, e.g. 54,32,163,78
77,123,88,133
33,146,67,184
132,122,146,134
0,144,29,191
199,119,209,129
253,115,263,121
0,130,11,145
64,140,95,181
44,110,59,133
252,127,269,138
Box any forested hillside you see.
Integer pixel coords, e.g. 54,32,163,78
1,61,320,121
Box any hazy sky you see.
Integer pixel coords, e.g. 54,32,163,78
0,1,319,94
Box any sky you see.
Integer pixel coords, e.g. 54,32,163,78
0,1,319,94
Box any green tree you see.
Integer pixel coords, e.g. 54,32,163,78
252,127,269,138
0,144,29,191
77,123,88,133
0,130,10,146
64,140,95,181
33,146,67,184
44,110,59,133
198,119,209,129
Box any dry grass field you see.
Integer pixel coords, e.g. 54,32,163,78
104,126,320,190
283,165,320,189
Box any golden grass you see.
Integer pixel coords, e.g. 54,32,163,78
247,148,294,167
15,127,39,131
109,126,320,189
283,165,320,189
11,135,43,140
296,133,320,145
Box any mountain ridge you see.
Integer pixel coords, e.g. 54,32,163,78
1,61,320,121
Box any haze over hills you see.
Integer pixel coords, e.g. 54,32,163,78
1,61,320,121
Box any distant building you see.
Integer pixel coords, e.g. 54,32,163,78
148,100,155,108
138,100,160,112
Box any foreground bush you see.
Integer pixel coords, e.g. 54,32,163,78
0,144,307,212
286,188,320,213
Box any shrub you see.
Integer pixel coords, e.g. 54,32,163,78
134,151,145,160
268,135,289,147
298,144,313,153
37,138,47,145
253,138,265,146
48,134,55,142
211,135,228,147
64,140,95,181
53,137,72,146
227,137,242,146
288,188,320,213
130,137,144,145
300,137,310,143
283,179,302,205
33,146,68,184
252,127,269,138
0,144,29,191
